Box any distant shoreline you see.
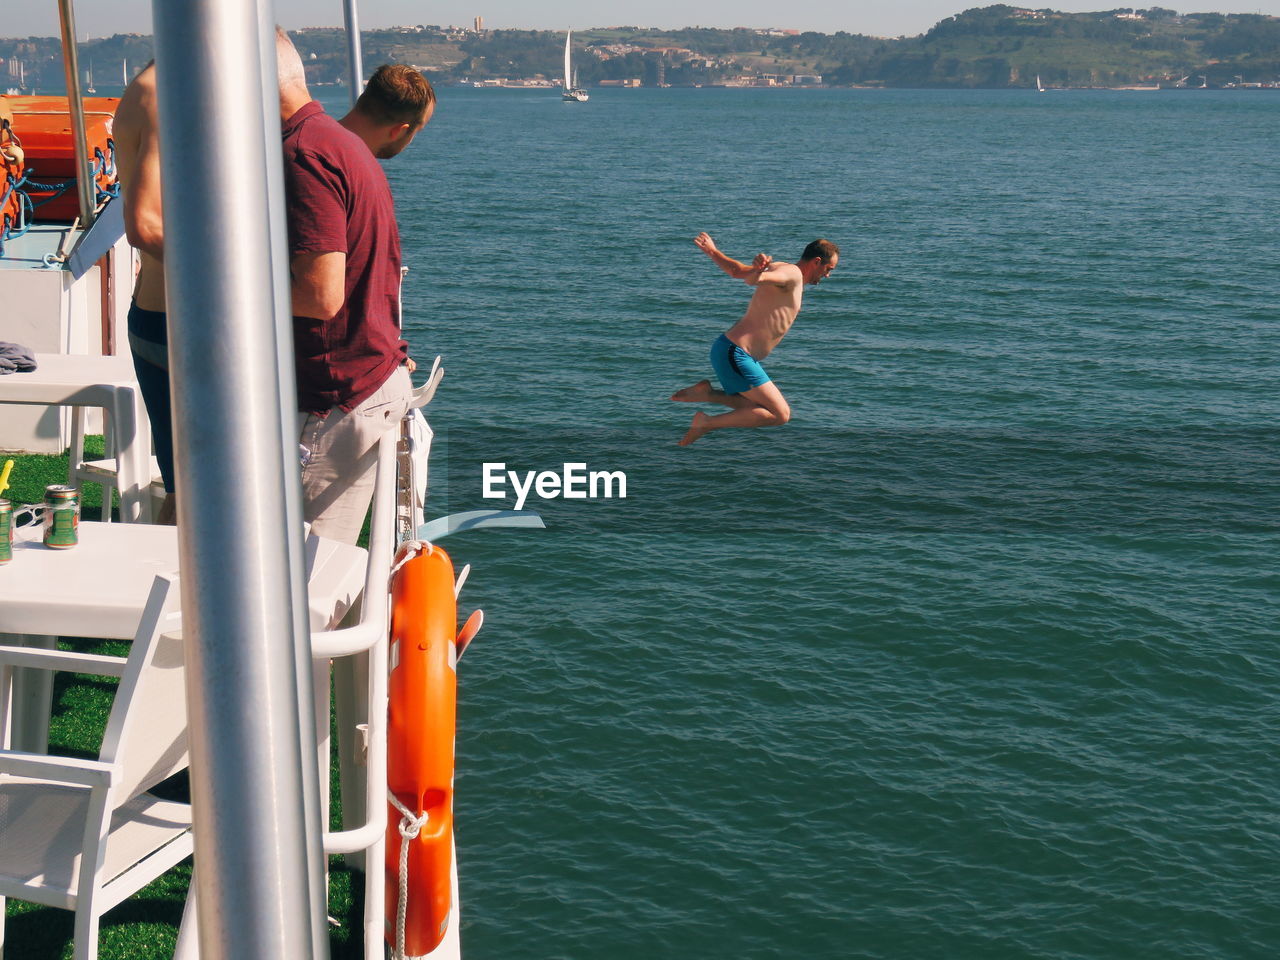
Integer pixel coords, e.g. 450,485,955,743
5,9,1280,95
412,82,1280,92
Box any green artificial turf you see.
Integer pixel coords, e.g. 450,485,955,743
3,445,371,958
2,436,110,519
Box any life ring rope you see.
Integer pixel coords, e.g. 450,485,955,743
390,539,431,580
388,791,431,960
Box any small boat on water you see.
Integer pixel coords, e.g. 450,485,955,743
562,30,588,102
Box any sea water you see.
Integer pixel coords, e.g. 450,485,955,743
341,87,1275,959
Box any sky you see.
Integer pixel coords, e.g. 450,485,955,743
8,1,1280,41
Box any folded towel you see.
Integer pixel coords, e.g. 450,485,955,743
0,341,37,374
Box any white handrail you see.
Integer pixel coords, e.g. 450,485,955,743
322,819,384,855
310,432,397,659
313,428,395,959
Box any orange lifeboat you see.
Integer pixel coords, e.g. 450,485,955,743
1,97,23,236
385,544,458,957
2,95,120,223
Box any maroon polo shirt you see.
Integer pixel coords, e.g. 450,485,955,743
282,101,408,416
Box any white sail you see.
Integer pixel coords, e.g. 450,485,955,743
563,30,572,92
561,30,588,101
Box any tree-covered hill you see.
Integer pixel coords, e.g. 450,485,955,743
2,8,1278,91
834,5,1280,87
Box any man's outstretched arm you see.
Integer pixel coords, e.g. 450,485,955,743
694,232,771,283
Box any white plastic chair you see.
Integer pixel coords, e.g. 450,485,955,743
67,407,167,523
0,573,191,960
0,354,155,523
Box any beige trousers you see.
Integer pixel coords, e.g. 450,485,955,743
298,365,412,545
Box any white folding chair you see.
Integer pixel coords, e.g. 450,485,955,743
67,407,167,523
0,354,156,523
0,573,191,960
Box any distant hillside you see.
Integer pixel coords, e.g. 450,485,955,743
2,7,1278,90
0,33,154,91
841,6,1280,87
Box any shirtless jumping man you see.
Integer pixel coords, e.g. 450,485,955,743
672,232,838,446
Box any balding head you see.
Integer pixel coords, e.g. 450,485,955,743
277,27,311,119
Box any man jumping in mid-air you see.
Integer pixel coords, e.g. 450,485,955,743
672,232,838,446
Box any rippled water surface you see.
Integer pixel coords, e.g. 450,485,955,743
336,87,1277,959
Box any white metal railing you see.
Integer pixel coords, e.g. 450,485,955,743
311,429,397,957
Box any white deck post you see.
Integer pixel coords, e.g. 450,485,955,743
342,0,364,108
150,1,329,957
55,0,97,228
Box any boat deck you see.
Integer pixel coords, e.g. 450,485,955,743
0,223,81,270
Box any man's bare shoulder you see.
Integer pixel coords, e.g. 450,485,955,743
114,65,158,134
758,260,803,287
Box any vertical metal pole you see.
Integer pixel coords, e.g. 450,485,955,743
55,0,96,228
252,6,333,954
150,1,328,957
342,0,364,108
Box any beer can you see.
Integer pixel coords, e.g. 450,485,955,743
43,485,80,549
0,499,12,564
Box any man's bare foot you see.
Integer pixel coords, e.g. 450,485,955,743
671,379,715,403
678,411,712,446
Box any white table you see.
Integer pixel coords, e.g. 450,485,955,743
0,520,368,750
0,353,154,522
0,521,365,636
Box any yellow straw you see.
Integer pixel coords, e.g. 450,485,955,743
0,459,12,499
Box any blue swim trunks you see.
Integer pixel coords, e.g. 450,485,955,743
709,334,770,395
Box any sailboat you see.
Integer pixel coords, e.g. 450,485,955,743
122,57,129,88
85,59,96,94
1036,74,1045,93
7,61,27,94
561,30,588,102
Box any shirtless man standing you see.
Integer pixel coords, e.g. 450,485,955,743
114,63,177,523
672,232,838,446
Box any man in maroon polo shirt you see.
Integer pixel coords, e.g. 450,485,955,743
277,34,435,543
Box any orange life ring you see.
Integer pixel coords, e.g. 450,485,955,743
386,544,457,957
